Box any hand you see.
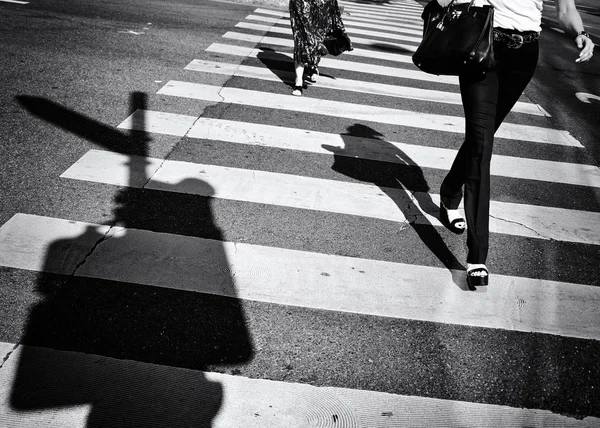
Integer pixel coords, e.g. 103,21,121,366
436,0,453,6
575,34,594,63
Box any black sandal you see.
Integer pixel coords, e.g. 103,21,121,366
440,201,466,235
467,266,489,288
307,67,319,83
291,85,303,96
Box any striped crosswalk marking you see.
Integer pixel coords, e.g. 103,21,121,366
60,149,600,245
185,59,549,116
1,213,599,340
3,0,600,425
157,81,581,147
2,342,596,428
239,17,424,43
254,7,425,29
343,5,424,20
211,39,456,80
247,12,424,36
235,21,422,50
120,114,597,188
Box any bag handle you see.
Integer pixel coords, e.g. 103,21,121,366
447,0,477,11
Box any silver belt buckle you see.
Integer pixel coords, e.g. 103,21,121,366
508,34,524,49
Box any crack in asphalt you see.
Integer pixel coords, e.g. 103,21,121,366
70,226,116,277
0,342,19,369
490,214,552,241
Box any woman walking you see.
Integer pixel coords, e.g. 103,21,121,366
289,0,352,96
434,0,594,287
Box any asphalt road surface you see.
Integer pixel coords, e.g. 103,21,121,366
0,0,599,426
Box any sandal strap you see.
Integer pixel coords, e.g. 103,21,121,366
467,267,488,276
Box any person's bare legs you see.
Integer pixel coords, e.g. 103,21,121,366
292,61,304,95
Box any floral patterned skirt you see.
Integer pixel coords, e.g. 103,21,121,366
289,0,352,67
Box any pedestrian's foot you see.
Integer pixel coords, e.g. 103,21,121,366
467,264,488,288
291,85,302,96
440,200,466,234
307,67,319,82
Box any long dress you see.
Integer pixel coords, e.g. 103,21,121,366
289,0,352,68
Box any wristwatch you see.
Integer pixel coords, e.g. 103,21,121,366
577,30,591,39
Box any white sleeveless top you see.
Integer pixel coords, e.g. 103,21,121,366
489,0,543,32
454,0,543,32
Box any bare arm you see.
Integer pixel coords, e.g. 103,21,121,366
555,0,594,62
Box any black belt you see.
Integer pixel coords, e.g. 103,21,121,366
493,28,540,49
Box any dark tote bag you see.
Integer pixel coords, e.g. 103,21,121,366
412,0,495,76
321,3,353,56
322,28,352,56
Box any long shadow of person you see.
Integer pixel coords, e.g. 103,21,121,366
323,124,468,290
9,93,253,427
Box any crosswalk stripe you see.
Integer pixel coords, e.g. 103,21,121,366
235,21,422,48
246,13,424,36
131,115,593,188
343,1,424,12
253,7,425,29
342,5,423,20
157,81,581,147
2,213,600,339
244,14,424,41
343,0,425,10
345,0,424,7
211,40,456,82
2,342,597,427
344,17,423,35
339,12,425,28
185,59,549,117
61,149,600,246
344,6,423,18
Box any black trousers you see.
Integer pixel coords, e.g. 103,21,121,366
441,38,539,264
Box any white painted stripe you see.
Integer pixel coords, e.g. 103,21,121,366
246,13,423,36
171,116,595,188
216,36,431,76
1,214,599,339
185,59,548,117
344,17,423,35
235,21,422,48
62,149,600,245
0,0,29,3
339,13,425,28
2,343,596,427
343,4,423,16
158,81,581,147
253,7,425,29
343,8,423,22
343,5,423,19
343,2,424,13
116,109,197,137
252,7,287,17
217,36,456,83
343,2,423,12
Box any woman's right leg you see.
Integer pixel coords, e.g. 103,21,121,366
441,70,499,265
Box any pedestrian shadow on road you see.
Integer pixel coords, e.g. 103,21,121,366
322,123,468,290
10,92,254,427
255,47,336,89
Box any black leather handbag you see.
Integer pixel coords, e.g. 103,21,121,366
322,29,352,56
412,0,495,76
321,8,352,57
